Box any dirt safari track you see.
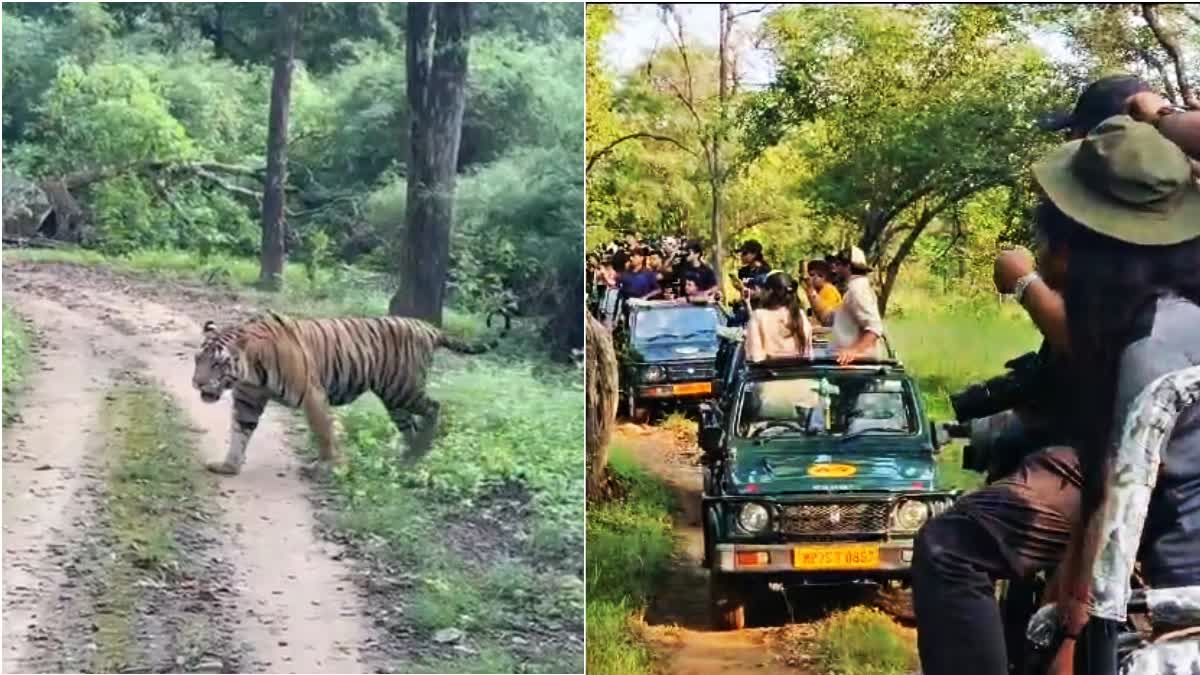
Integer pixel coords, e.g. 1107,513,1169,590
616,423,916,675
2,261,369,673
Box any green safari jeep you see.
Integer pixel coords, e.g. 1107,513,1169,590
698,352,956,629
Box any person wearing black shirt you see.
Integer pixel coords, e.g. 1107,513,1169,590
736,239,771,287
683,240,717,294
729,239,771,326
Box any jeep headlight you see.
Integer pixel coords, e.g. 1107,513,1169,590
894,500,930,531
737,503,770,533
642,365,666,383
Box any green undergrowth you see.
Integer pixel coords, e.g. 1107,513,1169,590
811,606,918,675
94,384,214,672
2,305,33,424
313,359,584,673
888,308,1037,492
585,446,676,675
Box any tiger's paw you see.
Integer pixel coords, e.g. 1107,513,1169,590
206,461,241,476
300,459,335,479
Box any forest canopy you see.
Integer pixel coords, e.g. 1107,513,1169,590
585,3,1200,314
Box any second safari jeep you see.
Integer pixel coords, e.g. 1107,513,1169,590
616,298,727,421
698,353,956,629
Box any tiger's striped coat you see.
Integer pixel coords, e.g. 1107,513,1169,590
191,311,497,475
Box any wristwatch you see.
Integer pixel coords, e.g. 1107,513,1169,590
1012,271,1041,304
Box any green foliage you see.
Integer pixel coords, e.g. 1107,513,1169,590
812,607,918,675
743,5,1060,308
2,306,33,425
316,361,583,673
585,446,675,675
4,2,582,319
886,287,1038,491
30,59,198,174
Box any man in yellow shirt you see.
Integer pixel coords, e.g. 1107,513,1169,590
804,259,842,314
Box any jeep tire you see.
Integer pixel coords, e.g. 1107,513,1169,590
626,389,650,424
709,571,748,630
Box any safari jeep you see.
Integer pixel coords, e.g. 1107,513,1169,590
698,353,956,629
616,298,727,422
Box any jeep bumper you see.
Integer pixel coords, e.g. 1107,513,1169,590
713,541,915,574
636,381,714,399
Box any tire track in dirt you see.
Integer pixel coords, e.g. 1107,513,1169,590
2,293,128,673
3,264,369,673
618,422,919,675
616,424,804,675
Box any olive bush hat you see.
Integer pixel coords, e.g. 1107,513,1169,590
1032,115,1200,246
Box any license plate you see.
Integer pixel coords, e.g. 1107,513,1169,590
673,382,712,396
793,544,880,570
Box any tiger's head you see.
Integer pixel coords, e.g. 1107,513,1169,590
193,320,240,403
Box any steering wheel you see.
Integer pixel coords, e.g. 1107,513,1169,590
748,420,808,437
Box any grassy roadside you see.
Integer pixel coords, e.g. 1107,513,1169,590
312,359,585,673
586,446,676,675
809,607,918,675
888,310,1038,492
3,305,34,424
93,383,219,672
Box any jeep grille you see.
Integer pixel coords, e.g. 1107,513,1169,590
777,502,891,537
667,360,715,381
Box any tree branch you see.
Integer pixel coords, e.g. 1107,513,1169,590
1141,4,1200,109
586,132,698,175
1136,44,1181,104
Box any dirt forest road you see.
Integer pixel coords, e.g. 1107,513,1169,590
3,261,368,673
617,423,803,675
618,422,916,675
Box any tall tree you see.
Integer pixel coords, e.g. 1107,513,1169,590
585,313,618,499
258,2,302,290
746,5,1056,314
389,3,471,325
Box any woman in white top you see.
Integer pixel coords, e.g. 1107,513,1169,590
746,271,812,362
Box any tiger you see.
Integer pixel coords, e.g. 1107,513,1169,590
191,310,503,476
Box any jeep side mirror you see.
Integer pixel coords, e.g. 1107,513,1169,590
931,420,951,452
698,403,726,455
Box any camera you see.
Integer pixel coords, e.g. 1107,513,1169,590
945,343,1061,477
949,350,1044,422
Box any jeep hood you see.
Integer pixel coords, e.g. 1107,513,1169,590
724,447,937,495
629,339,718,363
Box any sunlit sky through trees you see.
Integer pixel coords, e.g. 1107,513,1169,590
601,3,1076,85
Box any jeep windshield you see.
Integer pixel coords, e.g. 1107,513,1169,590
736,373,918,440
631,305,722,343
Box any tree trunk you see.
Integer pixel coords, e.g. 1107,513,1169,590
213,3,227,60
586,313,618,500
710,3,732,284
389,3,471,325
258,3,301,291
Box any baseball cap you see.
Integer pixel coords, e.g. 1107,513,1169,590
1038,74,1151,136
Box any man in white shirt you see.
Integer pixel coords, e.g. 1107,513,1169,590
826,247,885,365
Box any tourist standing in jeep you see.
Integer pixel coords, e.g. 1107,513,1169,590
806,246,886,365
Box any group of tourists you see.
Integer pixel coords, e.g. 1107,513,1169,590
586,233,888,365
